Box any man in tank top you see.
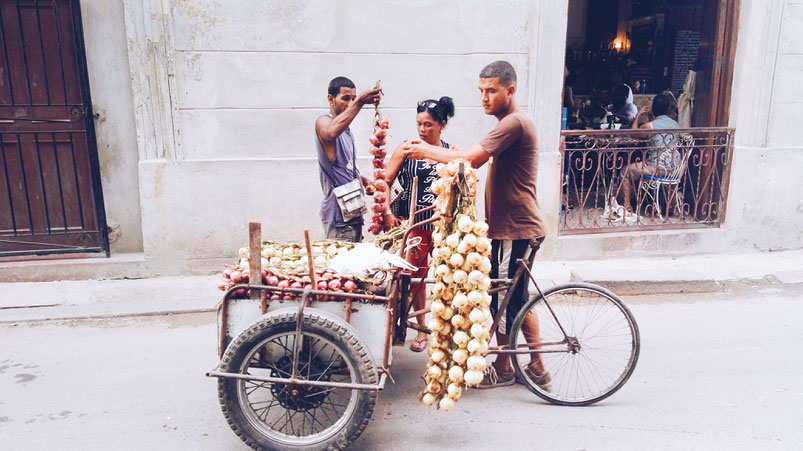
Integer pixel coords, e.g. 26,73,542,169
315,77,381,242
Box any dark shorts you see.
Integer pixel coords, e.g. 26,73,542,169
490,237,543,335
322,221,362,243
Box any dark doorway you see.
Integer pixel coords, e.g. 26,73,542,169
0,0,107,257
564,0,740,127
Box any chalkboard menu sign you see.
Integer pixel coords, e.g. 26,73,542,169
671,30,701,96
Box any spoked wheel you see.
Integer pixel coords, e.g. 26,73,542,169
509,282,640,406
218,309,378,451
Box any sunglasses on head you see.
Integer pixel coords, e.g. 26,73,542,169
417,100,439,110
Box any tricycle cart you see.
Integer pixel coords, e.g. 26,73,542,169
208,208,640,450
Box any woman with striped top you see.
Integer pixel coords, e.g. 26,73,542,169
384,96,455,352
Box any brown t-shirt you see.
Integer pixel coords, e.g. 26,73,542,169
479,109,547,240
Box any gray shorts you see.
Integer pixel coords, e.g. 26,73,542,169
322,221,362,243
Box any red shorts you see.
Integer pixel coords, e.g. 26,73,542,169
407,228,433,294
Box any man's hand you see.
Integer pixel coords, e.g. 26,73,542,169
356,88,382,107
360,175,371,188
401,139,429,160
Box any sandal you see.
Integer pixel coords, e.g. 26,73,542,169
409,336,428,352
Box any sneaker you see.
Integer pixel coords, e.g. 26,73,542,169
522,364,552,392
622,211,642,225
476,366,515,389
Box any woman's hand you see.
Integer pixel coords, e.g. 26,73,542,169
383,212,401,230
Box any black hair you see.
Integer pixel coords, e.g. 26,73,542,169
479,60,517,86
327,76,355,97
651,92,671,116
416,96,455,125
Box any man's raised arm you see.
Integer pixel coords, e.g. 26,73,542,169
402,140,491,169
316,88,382,142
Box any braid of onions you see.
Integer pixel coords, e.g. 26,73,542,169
419,159,491,411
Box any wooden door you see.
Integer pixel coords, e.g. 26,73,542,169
0,0,107,257
694,0,740,127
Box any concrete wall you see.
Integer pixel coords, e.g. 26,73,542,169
110,0,801,271
79,0,142,253
123,0,544,266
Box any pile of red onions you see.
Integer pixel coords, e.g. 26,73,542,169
367,116,390,235
218,266,360,301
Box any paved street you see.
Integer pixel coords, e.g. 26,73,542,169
1,285,802,450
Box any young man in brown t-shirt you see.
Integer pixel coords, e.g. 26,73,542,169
403,61,550,390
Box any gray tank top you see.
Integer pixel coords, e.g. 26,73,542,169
316,115,362,226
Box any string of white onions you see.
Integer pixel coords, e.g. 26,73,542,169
419,160,491,411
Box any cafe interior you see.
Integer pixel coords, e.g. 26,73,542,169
563,0,735,130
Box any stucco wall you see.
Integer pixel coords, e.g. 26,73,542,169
79,0,142,253
117,0,801,269
126,0,549,263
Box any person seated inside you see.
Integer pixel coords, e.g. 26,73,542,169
607,84,638,128
578,91,609,129
614,92,681,223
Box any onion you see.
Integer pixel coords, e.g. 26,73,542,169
464,370,484,385
447,383,462,398
371,203,386,214
217,281,228,291
467,355,486,371
379,117,390,129
368,135,380,146
479,257,492,274
457,216,474,233
452,348,468,365
470,322,484,338
374,127,387,138
432,282,445,296
441,306,454,321
223,267,233,279
436,163,447,177
469,308,485,323
291,281,303,289
439,396,455,412
421,393,436,406
277,279,290,289
427,365,442,379
373,168,386,180
478,339,490,354
479,276,492,290
426,380,442,394
432,231,443,244
374,179,388,192
467,290,483,305
317,281,328,290
475,237,491,252
266,275,279,286
466,252,482,267
430,300,445,315
462,233,477,248
445,233,460,248
438,246,452,260
442,272,453,284
238,247,249,258
431,349,446,363
373,191,386,203
453,331,470,347
269,257,281,266
282,294,293,300
270,294,281,300
427,317,444,332
467,338,481,354
230,270,242,281
435,264,450,278
373,157,386,169
456,241,469,255
452,270,468,284
450,314,466,329
326,245,338,257
448,365,464,383
449,253,464,268
468,270,484,285
328,279,342,290
472,221,489,236
343,280,357,292
368,222,382,235
452,292,468,310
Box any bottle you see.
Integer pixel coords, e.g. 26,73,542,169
562,107,568,130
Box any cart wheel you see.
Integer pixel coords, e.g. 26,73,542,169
218,309,378,451
509,282,640,406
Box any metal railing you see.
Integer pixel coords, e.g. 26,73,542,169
559,127,734,235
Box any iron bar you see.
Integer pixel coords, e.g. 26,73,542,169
206,370,387,392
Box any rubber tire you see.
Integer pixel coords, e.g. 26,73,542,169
217,309,378,451
509,282,640,406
